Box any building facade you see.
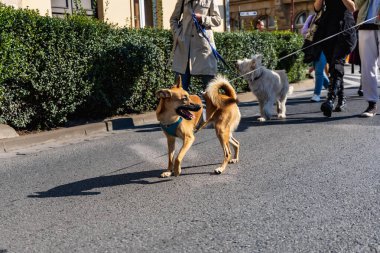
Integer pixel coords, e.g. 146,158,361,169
229,0,315,32
2,0,314,32
0,0,226,32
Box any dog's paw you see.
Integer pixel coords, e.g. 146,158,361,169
173,167,181,177
160,171,173,178
258,117,266,122
214,167,223,174
229,159,239,164
278,114,286,119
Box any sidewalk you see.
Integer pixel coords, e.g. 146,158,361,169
0,78,314,153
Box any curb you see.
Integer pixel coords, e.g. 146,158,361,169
1,122,107,153
0,79,314,153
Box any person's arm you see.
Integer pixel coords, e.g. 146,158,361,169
199,0,222,28
301,15,314,37
170,0,184,34
341,0,356,12
355,0,365,11
314,0,324,12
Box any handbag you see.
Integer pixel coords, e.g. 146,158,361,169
302,4,326,63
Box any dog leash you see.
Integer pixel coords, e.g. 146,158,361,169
229,67,264,83
191,11,237,75
278,16,378,63
229,15,378,83
194,109,217,134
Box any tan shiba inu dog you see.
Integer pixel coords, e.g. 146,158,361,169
156,75,240,177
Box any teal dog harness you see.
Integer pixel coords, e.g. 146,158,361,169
160,117,183,137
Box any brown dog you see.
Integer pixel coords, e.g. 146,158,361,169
202,75,241,174
156,75,240,177
156,76,203,177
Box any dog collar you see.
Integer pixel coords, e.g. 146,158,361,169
253,71,263,81
160,117,183,137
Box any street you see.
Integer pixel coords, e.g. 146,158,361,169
1,66,379,252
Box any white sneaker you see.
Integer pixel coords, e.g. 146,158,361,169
310,94,321,102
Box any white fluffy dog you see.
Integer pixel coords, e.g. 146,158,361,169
236,54,293,121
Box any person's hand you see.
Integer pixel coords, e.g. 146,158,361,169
195,13,202,23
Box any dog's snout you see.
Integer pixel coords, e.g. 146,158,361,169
190,103,201,111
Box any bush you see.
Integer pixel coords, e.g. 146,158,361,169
0,6,111,128
81,28,173,117
0,5,306,130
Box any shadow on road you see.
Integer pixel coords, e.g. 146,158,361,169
27,160,222,198
237,114,359,132
27,169,169,198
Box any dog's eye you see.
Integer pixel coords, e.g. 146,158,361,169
182,96,189,101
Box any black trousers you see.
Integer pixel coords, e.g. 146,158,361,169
322,37,350,82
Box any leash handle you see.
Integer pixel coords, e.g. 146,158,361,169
191,12,231,70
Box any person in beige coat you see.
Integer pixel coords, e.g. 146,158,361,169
170,0,222,91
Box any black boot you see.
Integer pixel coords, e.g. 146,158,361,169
334,79,346,112
335,96,346,112
321,96,334,117
321,78,337,117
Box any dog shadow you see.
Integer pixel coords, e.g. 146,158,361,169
27,161,223,198
27,169,169,198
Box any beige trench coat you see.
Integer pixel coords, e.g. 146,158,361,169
170,0,222,76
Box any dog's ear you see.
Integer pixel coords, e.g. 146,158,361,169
236,60,242,70
256,54,263,63
174,75,183,88
156,89,172,99
250,59,256,70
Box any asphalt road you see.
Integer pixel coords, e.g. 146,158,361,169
1,68,379,252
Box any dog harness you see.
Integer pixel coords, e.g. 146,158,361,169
160,117,183,137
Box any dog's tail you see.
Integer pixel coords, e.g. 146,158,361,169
205,75,238,108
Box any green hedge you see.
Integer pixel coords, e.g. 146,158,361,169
0,5,306,130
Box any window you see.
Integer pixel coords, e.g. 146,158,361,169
51,0,96,17
295,11,308,27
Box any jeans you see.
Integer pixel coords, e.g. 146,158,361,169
175,62,214,92
313,51,329,96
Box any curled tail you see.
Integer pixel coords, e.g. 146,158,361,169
205,75,238,108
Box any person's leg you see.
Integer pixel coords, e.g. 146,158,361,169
320,46,336,117
321,41,347,116
321,53,330,89
199,75,214,124
358,30,379,117
359,30,379,104
175,62,191,91
357,64,363,96
313,52,328,98
332,47,348,112
200,75,215,90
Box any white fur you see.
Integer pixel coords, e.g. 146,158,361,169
236,54,293,121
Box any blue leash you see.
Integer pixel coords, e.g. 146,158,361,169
191,12,230,70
